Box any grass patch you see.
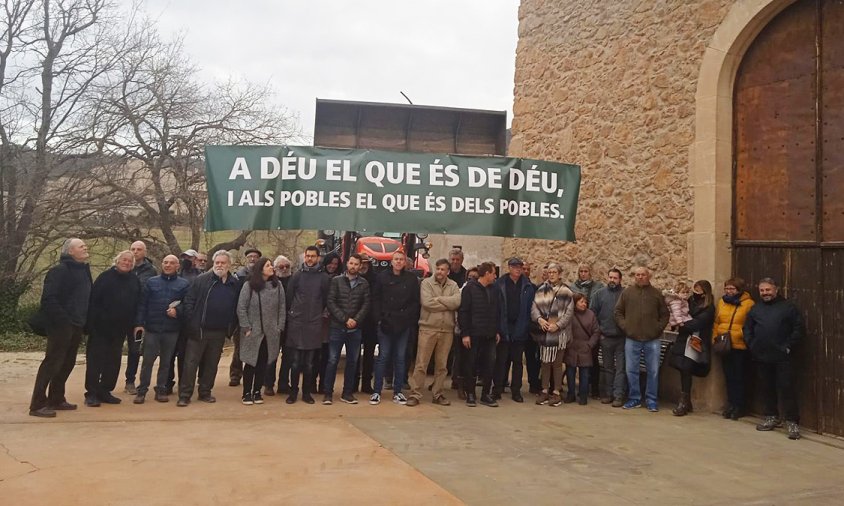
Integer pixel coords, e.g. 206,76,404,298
0,331,49,352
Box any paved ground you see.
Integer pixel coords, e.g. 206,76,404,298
1,350,843,505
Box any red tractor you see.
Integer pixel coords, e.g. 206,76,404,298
317,230,431,277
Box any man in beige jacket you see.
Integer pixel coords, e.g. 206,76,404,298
407,259,462,406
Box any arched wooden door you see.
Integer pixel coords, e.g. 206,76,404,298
734,0,844,436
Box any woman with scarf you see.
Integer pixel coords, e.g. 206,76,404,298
667,280,715,416
530,263,574,406
712,278,755,419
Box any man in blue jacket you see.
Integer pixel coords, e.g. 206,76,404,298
493,258,535,403
133,255,190,404
744,277,805,440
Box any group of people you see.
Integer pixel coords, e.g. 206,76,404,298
28,238,805,439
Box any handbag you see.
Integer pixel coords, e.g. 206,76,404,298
27,307,49,337
712,303,740,355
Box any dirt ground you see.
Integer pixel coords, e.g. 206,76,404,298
2,349,843,505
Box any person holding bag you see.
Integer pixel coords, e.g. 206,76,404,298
530,263,574,407
237,257,286,405
712,278,754,420
666,280,715,416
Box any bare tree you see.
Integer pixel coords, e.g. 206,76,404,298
0,0,129,322
75,34,300,262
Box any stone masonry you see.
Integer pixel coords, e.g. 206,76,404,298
507,0,734,286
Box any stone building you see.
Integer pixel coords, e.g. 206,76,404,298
508,0,844,436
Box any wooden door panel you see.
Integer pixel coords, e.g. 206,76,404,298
822,0,844,241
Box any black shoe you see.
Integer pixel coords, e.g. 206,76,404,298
322,394,333,405
252,392,264,404
361,384,374,394
165,385,174,396
578,397,588,405
340,393,358,404
85,395,101,407
512,392,524,403
722,406,734,419
29,407,56,418
99,393,122,405
229,378,240,387
529,385,541,395
731,408,745,421
466,392,477,406
491,391,502,401
479,395,499,407
133,394,145,404
155,391,169,403
286,391,298,404
48,401,77,411
302,392,315,404
563,394,576,404
198,394,216,403
176,397,190,407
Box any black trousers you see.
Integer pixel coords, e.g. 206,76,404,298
357,323,377,389
266,343,293,391
290,347,317,394
313,342,329,392
722,349,748,410
230,332,243,382
179,331,226,399
524,339,541,391
757,359,799,422
494,340,525,395
461,335,496,396
85,330,125,398
243,339,268,396
30,324,83,410
167,330,189,391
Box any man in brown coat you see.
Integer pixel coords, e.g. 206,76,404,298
407,259,461,406
614,266,669,412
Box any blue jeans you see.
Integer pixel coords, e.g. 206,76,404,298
324,327,362,396
374,327,410,395
625,338,660,404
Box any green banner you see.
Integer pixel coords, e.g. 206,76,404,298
204,146,580,241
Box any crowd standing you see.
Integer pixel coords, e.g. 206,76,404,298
27,239,806,440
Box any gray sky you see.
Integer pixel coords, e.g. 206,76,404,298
141,0,520,141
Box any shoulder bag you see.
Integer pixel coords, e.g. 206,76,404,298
712,303,739,355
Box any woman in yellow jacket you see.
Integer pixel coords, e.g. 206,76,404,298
712,277,755,420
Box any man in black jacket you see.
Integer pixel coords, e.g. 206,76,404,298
458,261,501,407
744,277,805,439
177,250,240,406
29,238,93,417
371,251,420,405
84,250,141,407
323,253,370,405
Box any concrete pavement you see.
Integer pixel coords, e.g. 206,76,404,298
1,350,843,505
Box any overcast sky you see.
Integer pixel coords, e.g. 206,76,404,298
141,0,520,141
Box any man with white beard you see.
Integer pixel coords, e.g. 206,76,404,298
177,250,240,406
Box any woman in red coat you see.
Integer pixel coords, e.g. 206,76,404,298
564,293,601,404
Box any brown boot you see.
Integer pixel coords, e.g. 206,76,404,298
672,393,690,416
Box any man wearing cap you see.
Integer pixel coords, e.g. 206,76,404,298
492,257,535,403
230,247,261,386
179,249,202,283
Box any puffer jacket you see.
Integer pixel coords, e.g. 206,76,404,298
327,274,370,329
712,292,754,350
458,279,500,338
418,276,461,332
136,273,190,333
